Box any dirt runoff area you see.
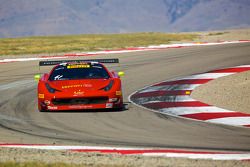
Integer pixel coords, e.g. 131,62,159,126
0,148,249,167
192,70,250,114
195,28,250,42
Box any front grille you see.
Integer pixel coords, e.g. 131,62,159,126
52,97,108,105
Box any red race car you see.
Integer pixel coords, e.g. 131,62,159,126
35,59,124,112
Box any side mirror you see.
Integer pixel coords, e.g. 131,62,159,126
118,71,125,77
34,74,41,81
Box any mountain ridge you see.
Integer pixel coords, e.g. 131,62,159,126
0,0,249,38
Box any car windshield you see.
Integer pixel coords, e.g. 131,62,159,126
49,63,110,81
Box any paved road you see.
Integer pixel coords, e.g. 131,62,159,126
0,43,250,151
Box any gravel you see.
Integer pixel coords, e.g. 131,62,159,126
0,148,249,167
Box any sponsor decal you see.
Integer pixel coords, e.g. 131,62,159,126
68,105,93,109
73,90,84,96
38,94,44,99
109,98,118,102
47,106,58,110
106,103,113,108
67,64,90,69
62,84,92,89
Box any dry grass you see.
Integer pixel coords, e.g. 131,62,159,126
0,162,122,167
208,32,228,36
0,33,196,56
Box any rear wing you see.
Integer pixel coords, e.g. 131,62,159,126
39,58,119,66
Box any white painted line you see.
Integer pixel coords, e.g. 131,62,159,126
143,153,250,160
0,145,141,150
206,117,250,126
235,65,250,68
0,56,65,63
179,73,235,80
159,106,234,116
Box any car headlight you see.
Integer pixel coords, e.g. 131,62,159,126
45,83,60,93
100,80,114,91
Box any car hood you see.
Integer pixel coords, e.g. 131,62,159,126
48,79,110,92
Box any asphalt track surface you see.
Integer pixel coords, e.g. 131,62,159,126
0,43,250,152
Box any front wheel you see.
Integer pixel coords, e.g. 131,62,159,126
38,104,47,112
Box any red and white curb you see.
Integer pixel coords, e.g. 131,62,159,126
0,144,250,160
0,40,249,64
129,65,250,128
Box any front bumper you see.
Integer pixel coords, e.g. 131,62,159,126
38,93,123,111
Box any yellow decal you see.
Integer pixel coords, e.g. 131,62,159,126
185,91,191,95
38,93,44,99
62,84,92,89
116,91,122,96
74,91,84,95
67,64,90,69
